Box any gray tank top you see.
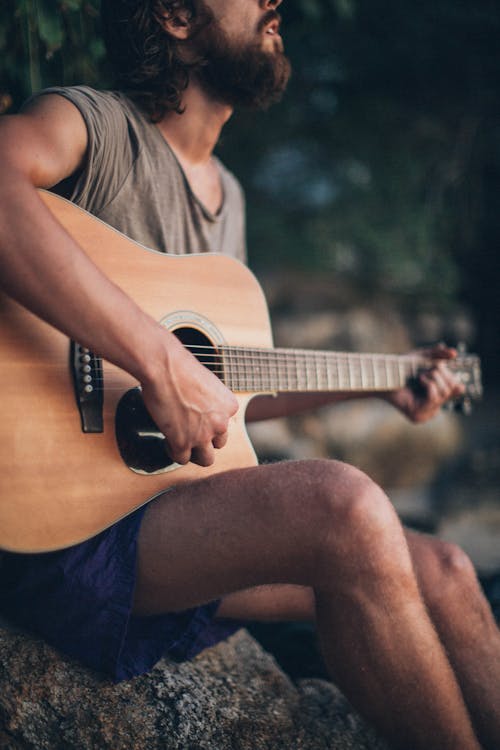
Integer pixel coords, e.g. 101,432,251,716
35,86,246,263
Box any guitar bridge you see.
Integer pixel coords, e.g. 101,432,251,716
70,341,103,433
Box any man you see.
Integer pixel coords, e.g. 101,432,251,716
0,1,498,748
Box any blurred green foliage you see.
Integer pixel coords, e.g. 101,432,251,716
1,0,499,375
0,0,104,111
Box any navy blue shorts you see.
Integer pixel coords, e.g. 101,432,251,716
0,505,239,681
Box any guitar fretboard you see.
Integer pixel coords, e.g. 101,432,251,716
218,347,433,393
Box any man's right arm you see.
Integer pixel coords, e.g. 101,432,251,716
0,96,237,466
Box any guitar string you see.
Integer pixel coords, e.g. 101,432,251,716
80,354,468,376
84,358,421,384
74,340,473,362
73,350,469,391
77,373,440,392
74,347,467,371
67,342,473,366
65,346,472,392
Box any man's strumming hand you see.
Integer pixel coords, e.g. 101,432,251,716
140,329,238,467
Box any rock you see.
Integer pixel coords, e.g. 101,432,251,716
248,401,463,498
0,624,388,750
319,401,463,490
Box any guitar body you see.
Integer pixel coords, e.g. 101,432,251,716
0,192,273,553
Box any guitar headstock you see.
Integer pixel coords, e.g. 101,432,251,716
446,343,483,415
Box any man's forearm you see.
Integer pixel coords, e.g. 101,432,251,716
0,172,169,384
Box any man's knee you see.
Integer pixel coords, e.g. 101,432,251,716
435,540,477,581
414,536,480,611
304,460,410,579
316,460,398,534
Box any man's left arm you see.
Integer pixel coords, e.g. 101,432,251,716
245,344,464,424
379,343,465,423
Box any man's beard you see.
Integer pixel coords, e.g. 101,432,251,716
192,10,291,110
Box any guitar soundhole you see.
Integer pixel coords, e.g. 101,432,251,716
115,326,219,475
172,326,220,376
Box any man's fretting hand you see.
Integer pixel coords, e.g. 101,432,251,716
383,344,465,424
140,329,238,467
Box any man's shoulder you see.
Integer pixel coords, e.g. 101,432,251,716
26,86,150,161
27,85,132,117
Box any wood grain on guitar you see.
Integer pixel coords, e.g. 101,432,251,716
0,191,482,553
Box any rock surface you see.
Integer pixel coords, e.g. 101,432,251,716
0,624,388,750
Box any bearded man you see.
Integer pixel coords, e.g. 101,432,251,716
0,2,498,749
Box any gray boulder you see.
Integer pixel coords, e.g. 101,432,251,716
0,623,388,750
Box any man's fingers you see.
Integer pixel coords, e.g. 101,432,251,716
168,431,228,467
419,374,441,404
190,444,216,467
167,443,215,467
167,442,192,466
419,364,464,403
438,363,466,398
212,431,228,450
425,369,450,397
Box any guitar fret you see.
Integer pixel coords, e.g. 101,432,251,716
348,356,354,390
355,355,362,389
300,353,307,390
304,355,310,391
360,356,366,389
399,358,407,387
342,357,349,389
336,357,343,389
314,354,320,390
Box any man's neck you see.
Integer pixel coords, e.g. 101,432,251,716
156,82,233,166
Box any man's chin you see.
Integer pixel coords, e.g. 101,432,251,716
201,57,291,110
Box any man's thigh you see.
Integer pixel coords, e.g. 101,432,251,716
132,458,376,616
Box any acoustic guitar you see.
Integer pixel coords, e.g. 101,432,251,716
0,191,482,553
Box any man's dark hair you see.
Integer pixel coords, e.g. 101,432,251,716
100,0,211,121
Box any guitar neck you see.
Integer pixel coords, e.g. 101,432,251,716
218,346,472,394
